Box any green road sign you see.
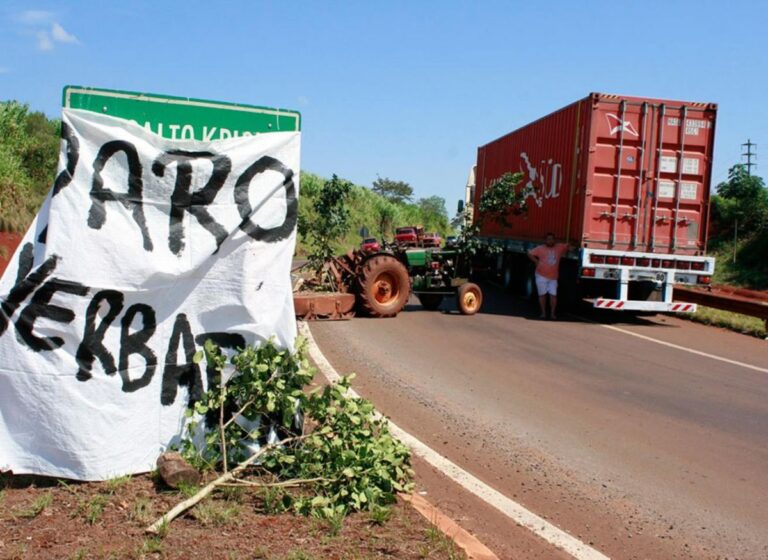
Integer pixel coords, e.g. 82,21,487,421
62,86,301,140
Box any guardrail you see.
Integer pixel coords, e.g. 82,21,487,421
674,285,768,329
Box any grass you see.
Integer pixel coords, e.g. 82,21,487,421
368,504,392,525
260,486,290,514
176,481,200,499
76,494,109,525
710,232,768,290
283,551,319,560
418,524,463,560
68,548,87,560
57,479,78,494
326,510,345,537
141,536,164,555
155,517,171,539
192,501,242,527
683,305,767,338
219,485,245,503
129,496,154,525
104,474,131,494
16,491,52,519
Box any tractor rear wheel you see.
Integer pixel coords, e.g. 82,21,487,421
356,255,410,317
418,294,443,311
457,282,483,315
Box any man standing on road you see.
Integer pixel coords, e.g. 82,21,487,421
528,233,569,319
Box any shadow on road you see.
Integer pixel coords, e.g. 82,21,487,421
404,282,675,328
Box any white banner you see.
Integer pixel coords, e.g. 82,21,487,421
0,109,300,480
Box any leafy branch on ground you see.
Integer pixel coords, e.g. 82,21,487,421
150,336,413,533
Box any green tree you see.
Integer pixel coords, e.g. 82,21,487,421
374,198,396,238
712,164,767,233
0,101,60,232
417,196,447,219
371,176,413,204
299,174,353,271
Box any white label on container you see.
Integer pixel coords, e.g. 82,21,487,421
683,157,699,174
660,156,677,173
658,180,675,198
680,182,698,200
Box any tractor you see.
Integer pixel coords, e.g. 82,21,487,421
321,244,483,318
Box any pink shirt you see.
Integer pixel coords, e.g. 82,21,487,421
530,243,568,280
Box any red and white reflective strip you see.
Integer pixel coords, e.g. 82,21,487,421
595,298,625,309
594,298,698,313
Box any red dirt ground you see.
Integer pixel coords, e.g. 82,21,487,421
0,474,466,560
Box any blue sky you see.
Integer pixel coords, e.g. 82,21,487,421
1,1,766,211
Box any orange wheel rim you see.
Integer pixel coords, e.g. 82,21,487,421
463,291,479,311
373,272,399,304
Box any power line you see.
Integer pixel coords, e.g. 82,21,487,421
741,139,757,176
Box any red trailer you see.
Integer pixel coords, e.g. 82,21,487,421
472,92,717,312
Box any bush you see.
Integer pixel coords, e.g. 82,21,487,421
180,337,413,519
0,101,60,232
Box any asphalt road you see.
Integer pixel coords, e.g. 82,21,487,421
310,285,768,559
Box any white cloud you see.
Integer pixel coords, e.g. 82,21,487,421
51,22,78,44
14,10,79,51
36,30,53,51
15,10,55,24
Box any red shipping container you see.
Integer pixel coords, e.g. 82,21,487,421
473,92,717,255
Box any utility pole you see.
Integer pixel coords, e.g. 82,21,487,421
741,139,757,176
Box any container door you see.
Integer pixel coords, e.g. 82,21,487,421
642,104,715,254
588,98,651,250
588,97,714,254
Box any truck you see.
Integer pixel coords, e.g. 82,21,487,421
471,92,717,312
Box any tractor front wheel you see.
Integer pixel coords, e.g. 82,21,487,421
457,283,483,315
356,255,410,317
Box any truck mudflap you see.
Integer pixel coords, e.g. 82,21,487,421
594,298,697,313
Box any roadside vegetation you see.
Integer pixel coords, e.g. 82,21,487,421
684,305,766,339
0,100,59,232
298,171,453,256
708,163,768,290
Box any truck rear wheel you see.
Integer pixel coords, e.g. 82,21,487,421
418,294,443,311
356,255,410,317
458,283,483,315
522,269,537,301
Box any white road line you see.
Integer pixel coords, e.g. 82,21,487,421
598,324,768,374
299,322,610,560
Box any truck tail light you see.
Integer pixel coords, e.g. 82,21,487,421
621,256,635,266
691,261,705,271
637,258,651,266
662,260,674,268
675,261,691,270
652,259,661,268
698,276,711,285
581,267,596,277
430,261,441,270
590,254,606,264
606,256,620,265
